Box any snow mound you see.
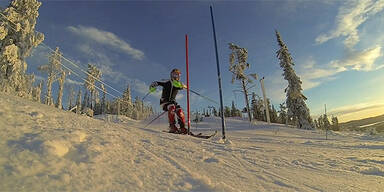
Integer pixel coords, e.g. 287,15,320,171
69,130,87,143
43,139,70,157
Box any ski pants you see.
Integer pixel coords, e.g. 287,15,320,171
162,103,185,128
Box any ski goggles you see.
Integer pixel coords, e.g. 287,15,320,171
171,71,181,79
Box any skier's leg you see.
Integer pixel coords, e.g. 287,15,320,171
167,104,178,133
176,105,187,134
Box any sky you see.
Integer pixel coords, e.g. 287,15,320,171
1,0,384,122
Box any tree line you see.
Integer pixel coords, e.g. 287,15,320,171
225,32,341,130
0,0,152,120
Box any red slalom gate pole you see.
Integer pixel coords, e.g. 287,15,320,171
185,34,191,134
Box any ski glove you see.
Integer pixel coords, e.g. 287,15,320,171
149,82,158,93
150,81,158,88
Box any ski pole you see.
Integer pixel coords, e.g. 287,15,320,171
144,111,167,128
142,86,157,101
189,89,219,105
142,91,151,101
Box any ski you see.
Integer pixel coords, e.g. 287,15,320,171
162,130,217,139
190,130,217,139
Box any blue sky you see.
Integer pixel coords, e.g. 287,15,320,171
1,0,384,122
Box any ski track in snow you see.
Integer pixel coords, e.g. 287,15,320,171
0,92,384,191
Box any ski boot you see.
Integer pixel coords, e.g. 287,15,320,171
179,126,188,134
169,124,179,133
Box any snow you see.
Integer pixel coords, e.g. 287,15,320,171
359,120,384,128
1,92,383,191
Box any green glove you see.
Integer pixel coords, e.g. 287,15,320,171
149,87,156,93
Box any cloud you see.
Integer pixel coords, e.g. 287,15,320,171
329,46,382,71
330,102,384,116
72,43,129,84
268,44,382,106
275,0,336,16
315,102,384,122
34,75,45,81
65,78,83,86
298,57,343,90
296,45,382,90
316,0,384,49
67,25,144,60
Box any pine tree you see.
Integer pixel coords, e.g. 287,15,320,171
67,86,75,110
120,84,133,117
317,115,324,129
31,79,43,103
84,64,101,110
251,92,264,121
75,89,81,114
275,30,314,130
38,47,62,106
224,106,231,117
36,80,43,103
331,116,339,131
132,96,144,120
100,83,106,114
0,0,44,97
56,70,66,109
314,119,319,129
228,43,258,122
323,114,331,131
82,90,89,110
278,103,287,124
270,104,278,123
231,101,239,117
213,107,218,117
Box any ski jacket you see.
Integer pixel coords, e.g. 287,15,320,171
154,80,183,105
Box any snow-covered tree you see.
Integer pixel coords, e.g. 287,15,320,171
331,116,339,131
275,30,314,130
278,102,287,124
120,84,133,117
100,83,106,114
0,0,44,97
81,90,88,110
314,119,319,129
229,43,258,122
31,79,42,103
75,89,81,114
56,70,66,109
38,47,62,106
270,104,278,123
317,115,324,129
131,96,142,120
222,106,229,117
251,92,264,121
323,114,331,131
67,86,75,110
84,64,101,110
230,101,241,117
213,107,218,117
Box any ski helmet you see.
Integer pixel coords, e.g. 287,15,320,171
170,68,181,80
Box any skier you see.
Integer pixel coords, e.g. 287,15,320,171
150,68,188,134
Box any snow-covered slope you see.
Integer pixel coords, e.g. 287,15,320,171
0,92,383,191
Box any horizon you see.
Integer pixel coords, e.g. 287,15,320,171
1,0,383,123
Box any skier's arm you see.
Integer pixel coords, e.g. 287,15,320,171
156,81,167,87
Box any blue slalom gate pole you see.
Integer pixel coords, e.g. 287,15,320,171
210,6,226,139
